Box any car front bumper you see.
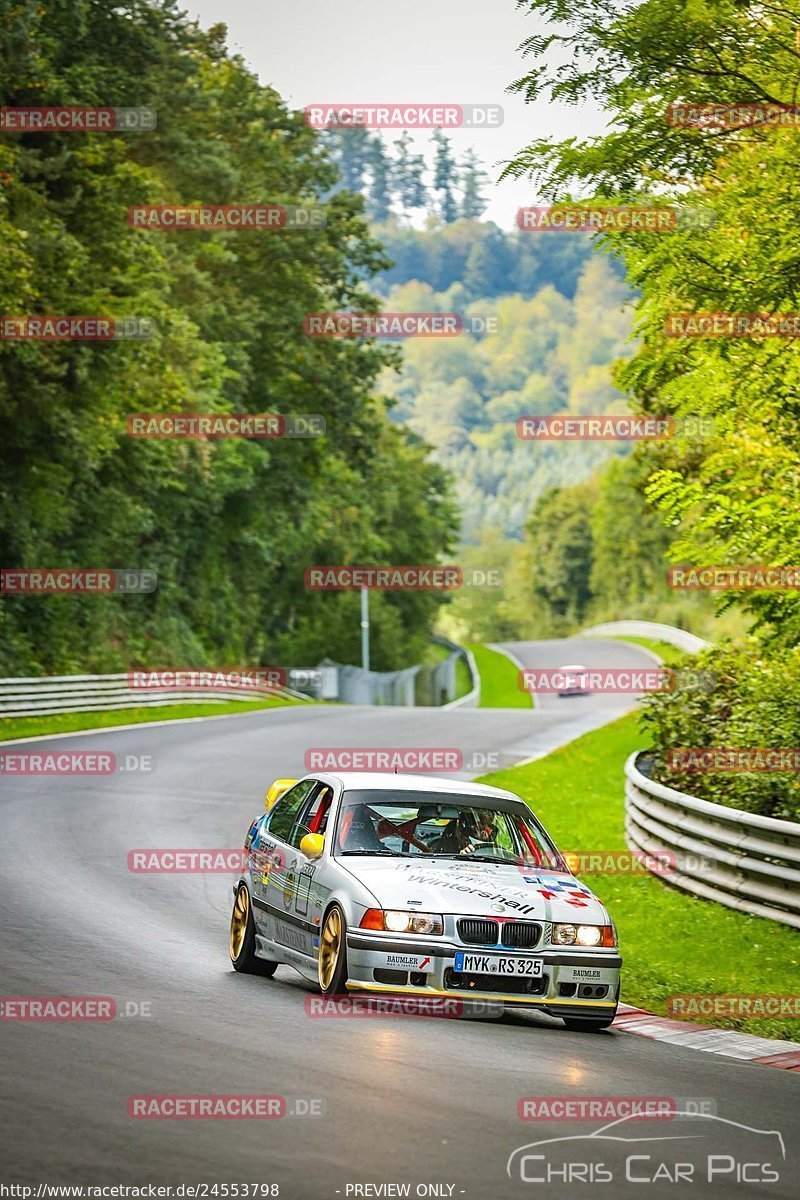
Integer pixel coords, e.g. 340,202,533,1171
345,931,621,1015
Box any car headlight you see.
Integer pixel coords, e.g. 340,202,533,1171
550,923,615,947
361,909,444,935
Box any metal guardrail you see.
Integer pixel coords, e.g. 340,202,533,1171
583,620,709,654
0,673,311,718
625,751,800,929
436,638,480,709
318,638,478,708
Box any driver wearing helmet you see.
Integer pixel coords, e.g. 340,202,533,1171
432,807,498,854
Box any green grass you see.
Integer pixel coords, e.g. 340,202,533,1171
0,695,301,743
468,643,532,708
479,712,800,1041
455,654,473,700
604,634,690,667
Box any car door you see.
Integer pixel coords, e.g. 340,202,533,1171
290,784,336,962
255,779,316,945
267,781,335,972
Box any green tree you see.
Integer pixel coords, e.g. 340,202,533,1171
505,0,800,648
431,129,458,224
458,148,489,220
0,0,458,675
392,132,428,215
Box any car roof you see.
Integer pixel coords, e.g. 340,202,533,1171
309,771,522,802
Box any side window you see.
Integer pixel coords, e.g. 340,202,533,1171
290,785,334,850
266,780,316,843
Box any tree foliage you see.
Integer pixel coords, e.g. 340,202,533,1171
0,0,457,675
507,0,800,649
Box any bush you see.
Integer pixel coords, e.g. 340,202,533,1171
640,640,800,822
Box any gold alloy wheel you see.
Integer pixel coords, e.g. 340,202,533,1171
319,907,342,991
230,886,249,961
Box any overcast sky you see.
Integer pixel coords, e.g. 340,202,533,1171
185,0,606,228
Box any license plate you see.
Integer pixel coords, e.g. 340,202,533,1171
454,952,542,977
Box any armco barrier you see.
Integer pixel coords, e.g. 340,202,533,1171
625,751,800,929
317,639,479,708
583,620,709,654
0,673,311,718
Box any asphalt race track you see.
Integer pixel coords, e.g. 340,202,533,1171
1,639,798,1198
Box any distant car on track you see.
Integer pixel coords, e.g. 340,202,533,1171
229,772,620,1030
557,664,591,696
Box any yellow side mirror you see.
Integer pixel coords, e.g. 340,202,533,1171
300,833,325,861
265,777,297,811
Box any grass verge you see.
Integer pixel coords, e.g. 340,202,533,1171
479,711,800,1041
468,643,532,708
0,695,301,743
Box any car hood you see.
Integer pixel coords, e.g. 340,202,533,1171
341,857,609,924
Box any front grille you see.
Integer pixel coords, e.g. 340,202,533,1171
444,969,548,996
457,918,499,945
501,921,542,949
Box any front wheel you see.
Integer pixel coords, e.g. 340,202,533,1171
230,884,278,976
318,904,348,995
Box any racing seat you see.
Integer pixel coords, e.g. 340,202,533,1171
341,805,385,853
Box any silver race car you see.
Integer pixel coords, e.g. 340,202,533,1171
229,772,621,1030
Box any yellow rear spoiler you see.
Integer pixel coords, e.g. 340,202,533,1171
265,778,297,812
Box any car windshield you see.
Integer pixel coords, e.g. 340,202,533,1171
334,789,567,868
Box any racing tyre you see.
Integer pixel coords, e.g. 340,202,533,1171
562,1016,614,1032
318,904,348,995
230,884,278,976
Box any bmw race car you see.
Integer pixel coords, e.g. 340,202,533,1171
557,664,591,696
229,772,621,1030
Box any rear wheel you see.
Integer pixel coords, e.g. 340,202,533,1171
318,904,348,995
230,884,278,976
